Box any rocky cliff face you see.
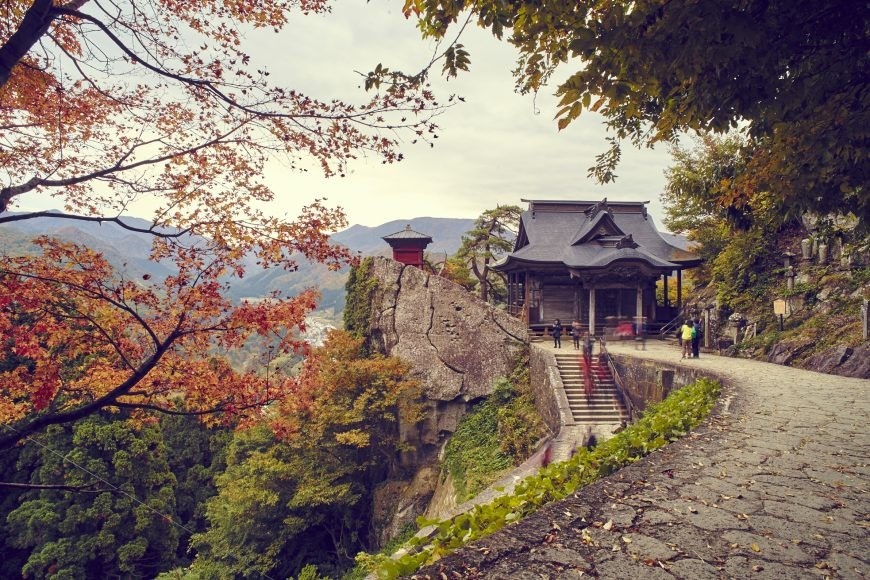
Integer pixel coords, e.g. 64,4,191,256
368,257,528,461
365,257,529,544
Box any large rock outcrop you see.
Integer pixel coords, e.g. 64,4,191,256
364,257,528,546
367,257,528,459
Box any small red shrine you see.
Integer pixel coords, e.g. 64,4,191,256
382,224,432,268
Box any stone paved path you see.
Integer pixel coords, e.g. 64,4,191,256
414,342,870,579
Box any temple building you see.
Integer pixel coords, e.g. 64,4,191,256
382,224,433,269
494,199,701,335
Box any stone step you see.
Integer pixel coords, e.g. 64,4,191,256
557,363,609,368
569,406,622,414
571,413,627,422
565,394,620,402
563,382,615,388
567,402,621,410
568,406,625,415
569,405,627,414
568,401,624,415
567,397,624,407
563,391,619,398
566,396,620,404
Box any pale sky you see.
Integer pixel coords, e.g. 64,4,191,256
256,0,673,227
18,0,674,229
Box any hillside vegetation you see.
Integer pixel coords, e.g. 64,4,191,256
662,136,869,377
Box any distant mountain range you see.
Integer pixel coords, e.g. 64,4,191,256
0,212,474,322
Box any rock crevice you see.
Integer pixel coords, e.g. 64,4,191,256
368,256,528,452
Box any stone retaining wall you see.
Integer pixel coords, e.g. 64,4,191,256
529,345,574,433
611,353,715,417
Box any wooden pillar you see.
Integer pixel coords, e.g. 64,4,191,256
636,285,643,328
663,274,669,307
704,308,712,348
508,273,514,316
676,269,683,310
523,272,530,324
588,287,596,336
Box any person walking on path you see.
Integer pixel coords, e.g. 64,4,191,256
680,319,694,359
691,318,702,358
571,320,582,349
550,319,563,349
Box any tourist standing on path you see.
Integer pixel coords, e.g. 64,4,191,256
571,319,582,349
680,319,694,359
551,319,563,348
691,318,702,358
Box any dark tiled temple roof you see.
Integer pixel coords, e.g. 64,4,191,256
494,199,700,272
382,224,433,243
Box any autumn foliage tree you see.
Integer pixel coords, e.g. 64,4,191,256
405,0,868,228
0,1,445,447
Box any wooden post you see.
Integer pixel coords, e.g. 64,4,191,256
663,274,669,307
676,269,683,310
588,287,596,336
703,308,711,348
636,285,643,330
509,273,515,316
863,299,869,340
523,272,530,324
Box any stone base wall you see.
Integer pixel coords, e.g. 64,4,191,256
610,354,714,417
529,345,574,433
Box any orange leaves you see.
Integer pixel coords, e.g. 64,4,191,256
0,0,441,446
272,330,420,450
0,230,338,447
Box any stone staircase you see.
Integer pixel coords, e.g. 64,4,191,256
554,352,628,424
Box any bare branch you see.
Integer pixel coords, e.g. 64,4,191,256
0,210,190,238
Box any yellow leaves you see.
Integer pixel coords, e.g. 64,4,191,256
334,429,370,448
272,330,420,455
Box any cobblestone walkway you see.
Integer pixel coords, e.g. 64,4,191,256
415,342,870,579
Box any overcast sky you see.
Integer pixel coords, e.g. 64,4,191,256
252,0,674,228
19,0,674,229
